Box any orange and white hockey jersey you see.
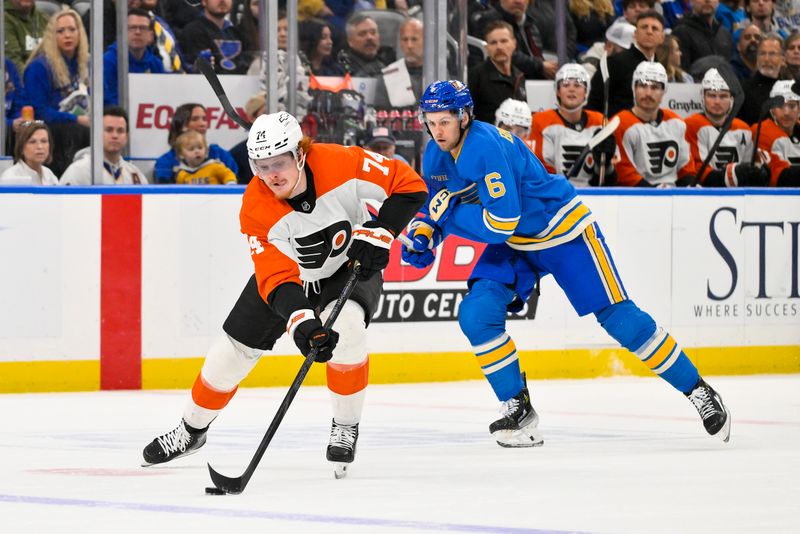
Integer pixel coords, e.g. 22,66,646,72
529,109,606,186
613,108,695,187
684,113,753,183
751,119,800,187
240,143,427,302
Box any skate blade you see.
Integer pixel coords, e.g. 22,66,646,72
493,428,544,448
333,463,348,479
714,408,732,443
140,446,202,467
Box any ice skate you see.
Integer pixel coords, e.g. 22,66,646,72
142,419,207,466
490,373,543,448
686,378,731,442
326,419,359,479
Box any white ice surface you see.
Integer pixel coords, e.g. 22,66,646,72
1,375,798,534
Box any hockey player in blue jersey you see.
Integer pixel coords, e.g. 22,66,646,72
403,80,731,448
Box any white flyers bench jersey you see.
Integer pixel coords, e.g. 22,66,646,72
613,108,695,187
240,143,426,302
751,118,800,186
529,109,606,187
684,113,752,182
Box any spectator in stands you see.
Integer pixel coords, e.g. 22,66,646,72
475,0,557,79
247,10,311,116
3,0,49,73
236,0,261,55
657,34,694,82
61,107,148,185
587,10,665,117
739,33,786,125
229,92,264,184
529,0,578,59
731,23,761,80
783,33,800,79
363,126,409,164
338,12,396,76
570,0,616,54
752,80,800,186
580,19,635,77
24,7,91,177
180,0,250,74
82,0,144,51
141,0,186,72
716,0,747,34
659,0,689,30
161,0,202,33
298,0,335,23
469,21,527,124
300,18,346,76
103,8,166,106
612,61,697,187
4,58,29,146
154,103,238,183
743,0,784,38
0,121,59,185
671,0,733,72
174,130,238,184
618,0,654,25
321,0,356,34
398,17,424,99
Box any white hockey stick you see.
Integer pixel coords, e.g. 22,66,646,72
566,115,620,179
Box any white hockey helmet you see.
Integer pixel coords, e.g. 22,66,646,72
631,61,668,106
701,68,730,93
247,111,303,163
495,98,532,129
769,80,800,103
555,63,591,110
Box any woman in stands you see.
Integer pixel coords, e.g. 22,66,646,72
0,122,59,185
23,7,90,176
153,103,239,184
657,34,693,83
300,18,345,76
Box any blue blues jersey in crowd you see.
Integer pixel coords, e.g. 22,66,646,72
421,120,594,251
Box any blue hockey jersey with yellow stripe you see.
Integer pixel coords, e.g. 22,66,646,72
422,120,594,250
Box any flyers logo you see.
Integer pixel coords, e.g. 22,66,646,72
561,145,585,174
714,146,739,166
647,140,680,174
294,221,351,269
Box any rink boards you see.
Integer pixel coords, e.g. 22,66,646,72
0,187,798,392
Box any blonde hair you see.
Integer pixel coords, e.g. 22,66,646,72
569,0,615,19
175,130,207,156
26,8,89,89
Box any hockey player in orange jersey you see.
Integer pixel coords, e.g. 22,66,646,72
751,80,800,187
683,68,769,187
529,63,616,187
612,61,696,187
142,111,427,477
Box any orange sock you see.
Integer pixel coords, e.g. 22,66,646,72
190,373,238,410
326,359,369,395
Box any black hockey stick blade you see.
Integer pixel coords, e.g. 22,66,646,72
566,115,620,179
206,265,361,495
194,57,253,131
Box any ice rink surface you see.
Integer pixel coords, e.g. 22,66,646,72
1,374,798,534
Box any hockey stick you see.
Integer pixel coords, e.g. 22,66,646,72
750,96,785,164
194,57,253,130
693,65,744,184
566,115,620,179
206,265,361,495
598,53,611,186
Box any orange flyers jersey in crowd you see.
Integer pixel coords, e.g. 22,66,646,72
684,113,752,183
613,108,695,187
751,119,800,186
529,109,606,186
240,144,426,302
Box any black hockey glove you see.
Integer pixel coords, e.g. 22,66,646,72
675,175,697,187
777,166,800,187
733,163,770,187
289,310,339,362
591,134,616,163
347,220,394,281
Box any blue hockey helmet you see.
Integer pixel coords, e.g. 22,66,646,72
419,80,474,114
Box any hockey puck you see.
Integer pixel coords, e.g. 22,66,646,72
205,486,226,495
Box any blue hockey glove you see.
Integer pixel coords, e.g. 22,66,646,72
407,217,442,251
401,241,436,268
427,188,459,224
